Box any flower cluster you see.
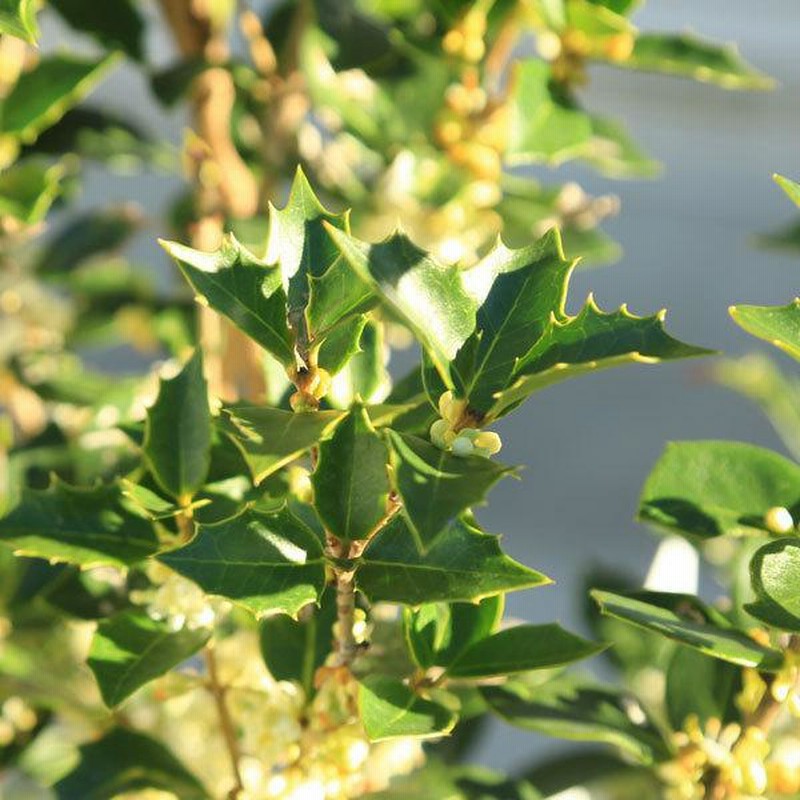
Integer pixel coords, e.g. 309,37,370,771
430,391,501,458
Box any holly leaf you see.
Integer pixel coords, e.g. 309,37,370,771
144,349,211,503
747,538,800,631
506,60,593,166
222,407,343,484
159,506,325,619
621,33,773,89
581,116,660,179
446,624,603,679
386,431,515,550
483,674,668,764
49,0,144,60
358,675,457,741
775,174,800,208
0,0,37,43
639,441,800,539
53,728,207,800
730,300,800,362
88,610,211,707
0,479,158,567
260,589,336,696
454,229,575,412
317,314,368,376
312,405,390,541
489,298,712,419
161,234,295,366
0,158,62,224
592,590,783,670
1,54,119,143
358,516,549,605
326,226,480,381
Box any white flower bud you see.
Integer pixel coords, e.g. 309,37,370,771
451,436,474,458
765,506,794,535
430,419,451,449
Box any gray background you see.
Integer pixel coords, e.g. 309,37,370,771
47,0,800,775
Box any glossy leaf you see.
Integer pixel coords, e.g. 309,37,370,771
326,226,480,381
161,234,295,366
747,538,800,631
639,440,800,539
358,675,456,741
312,405,390,541
0,0,37,43
775,174,800,208
730,300,800,362
491,298,711,419
358,517,549,605
0,158,62,223
0,480,158,568
592,590,783,670
50,0,144,60
621,33,773,89
1,54,118,143
506,60,593,165
483,674,667,764
53,728,207,800
160,506,326,619
88,610,211,707
386,431,514,550
446,624,603,679
144,350,211,503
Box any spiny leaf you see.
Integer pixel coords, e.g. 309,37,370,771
53,728,207,800
730,300,800,362
774,174,800,208
159,506,325,619
490,297,711,419
312,405,390,541
454,229,575,413
161,235,295,366
386,431,515,550
144,349,211,503
506,60,593,166
0,0,38,43
592,590,783,670
0,479,158,568
326,226,480,381
358,516,549,605
88,611,211,707
1,54,119,143
358,675,457,741
639,440,800,540
620,33,774,89
483,674,668,764
49,0,144,60
747,538,800,631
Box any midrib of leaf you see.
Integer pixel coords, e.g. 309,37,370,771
106,628,183,704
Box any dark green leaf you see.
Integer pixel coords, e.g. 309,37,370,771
387,431,514,550
317,314,368,376
358,675,456,741
88,610,211,707
260,589,336,696
0,0,37,43
53,727,207,800
144,349,211,503
592,590,783,670
162,234,295,365
312,405,389,541
730,300,800,362
747,538,800,631
483,674,668,764
49,0,144,60
639,441,800,539
151,58,208,106
621,33,773,89
358,516,549,605
0,479,158,567
1,54,119,143
160,506,325,618
0,158,62,223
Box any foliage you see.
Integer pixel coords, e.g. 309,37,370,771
0,1,777,799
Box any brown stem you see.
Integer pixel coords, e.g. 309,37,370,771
334,567,358,667
203,646,245,798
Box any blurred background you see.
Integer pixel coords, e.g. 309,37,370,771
41,0,800,774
